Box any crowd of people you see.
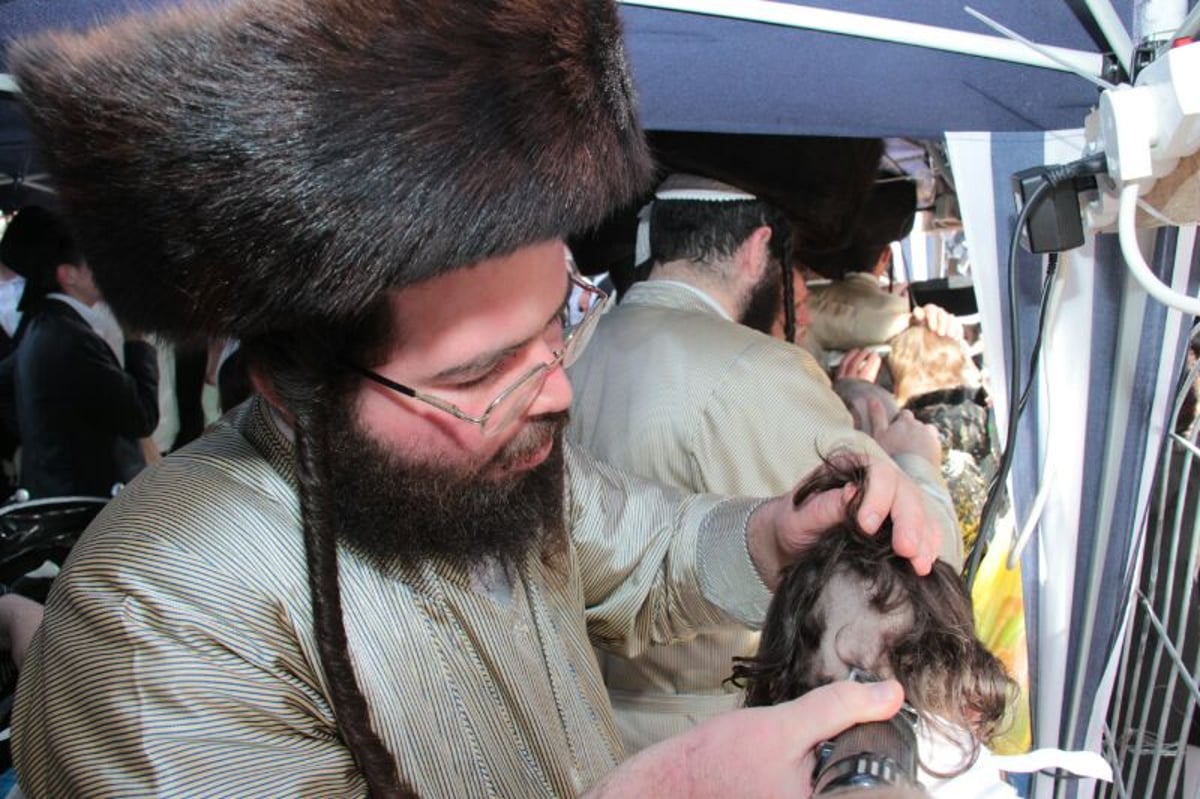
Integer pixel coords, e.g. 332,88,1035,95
0,0,1018,797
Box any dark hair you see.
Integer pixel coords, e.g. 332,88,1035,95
804,240,888,279
216,348,252,413
649,198,789,271
0,206,83,312
730,457,1014,771
799,180,917,280
241,300,414,799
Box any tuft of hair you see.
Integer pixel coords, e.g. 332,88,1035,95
11,0,653,340
240,300,412,797
731,456,1015,763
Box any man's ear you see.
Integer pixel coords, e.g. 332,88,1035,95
54,263,76,292
247,363,293,424
736,225,773,280
873,246,893,276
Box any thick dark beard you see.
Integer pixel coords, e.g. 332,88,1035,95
324,403,568,571
739,259,783,335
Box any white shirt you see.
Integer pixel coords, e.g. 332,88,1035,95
0,275,24,338
45,293,124,360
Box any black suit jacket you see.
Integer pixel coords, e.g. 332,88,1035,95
11,300,159,497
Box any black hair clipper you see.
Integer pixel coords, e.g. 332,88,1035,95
812,673,925,795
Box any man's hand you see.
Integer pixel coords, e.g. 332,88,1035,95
120,325,146,344
910,303,963,341
584,679,905,798
0,593,44,671
860,398,941,467
834,383,899,433
835,348,882,383
746,453,941,586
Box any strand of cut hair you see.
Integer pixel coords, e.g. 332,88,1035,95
295,403,415,799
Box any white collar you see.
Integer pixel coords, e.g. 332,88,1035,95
46,292,102,329
47,293,126,362
650,280,733,321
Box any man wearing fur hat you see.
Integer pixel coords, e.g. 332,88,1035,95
9,2,943,797
566,174,957,754
805,180,931,352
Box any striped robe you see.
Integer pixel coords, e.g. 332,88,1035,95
12,397,769,797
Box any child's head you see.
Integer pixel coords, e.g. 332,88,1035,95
887,326,978,406
731,457,1013,758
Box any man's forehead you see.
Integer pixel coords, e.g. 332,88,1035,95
382,241,569,359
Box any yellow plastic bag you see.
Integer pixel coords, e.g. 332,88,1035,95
971,523,1032,755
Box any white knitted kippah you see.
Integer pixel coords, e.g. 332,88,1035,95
654,172,756,202
636,174,756,265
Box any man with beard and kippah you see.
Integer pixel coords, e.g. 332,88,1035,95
567,174,958,753
10,2,944,797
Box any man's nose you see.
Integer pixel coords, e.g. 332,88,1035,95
530,358,573,416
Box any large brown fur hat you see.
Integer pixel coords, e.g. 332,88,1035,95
11,0,652,339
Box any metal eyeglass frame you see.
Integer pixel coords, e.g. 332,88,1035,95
349,271,610,437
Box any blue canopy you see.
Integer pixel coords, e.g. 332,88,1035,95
622,0,1124,137
0,0,1132,182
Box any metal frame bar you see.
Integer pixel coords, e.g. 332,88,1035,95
617,0,1106,75
1104,329,1200,797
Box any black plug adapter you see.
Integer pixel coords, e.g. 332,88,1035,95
1011,153,1109,254
1012,168,1085,253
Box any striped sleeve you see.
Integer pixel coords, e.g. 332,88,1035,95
12,499,359,798
566,444,770,657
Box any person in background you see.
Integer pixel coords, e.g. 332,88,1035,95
887,325,994,549
567,172,957,754
0,207,158,497
0,217,26,493
804,180,915,351
805,180,952,355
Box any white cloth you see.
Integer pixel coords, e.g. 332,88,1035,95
917,721,1112,798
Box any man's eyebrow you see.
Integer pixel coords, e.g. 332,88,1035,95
430,342,525,383
429,279,572,383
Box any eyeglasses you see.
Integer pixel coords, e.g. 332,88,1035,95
350,271,610,437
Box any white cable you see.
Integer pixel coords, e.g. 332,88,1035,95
1007,260,1065,568
1137,196,1185,227
1119,182,1200,315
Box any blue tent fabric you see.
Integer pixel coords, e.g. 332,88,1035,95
0,1,1131,152
621,1,1122,137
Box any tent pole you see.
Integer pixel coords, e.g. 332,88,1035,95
619,0,1105,76
1082,0,1133,73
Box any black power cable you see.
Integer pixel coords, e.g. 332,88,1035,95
963,152,1109,589
964,179,1055,589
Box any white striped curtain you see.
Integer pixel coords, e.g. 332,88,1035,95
946,130,1200,798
